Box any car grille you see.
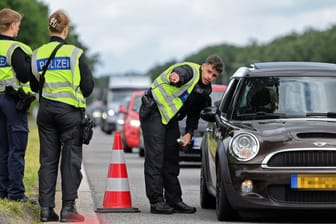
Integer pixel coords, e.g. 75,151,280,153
266,150,336,167
269,185,336,203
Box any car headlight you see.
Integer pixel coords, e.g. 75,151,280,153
108,109,115,116
130,119,140,127
229,133,259,161
92,111,102,118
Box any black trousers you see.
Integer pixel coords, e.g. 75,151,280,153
140,106,182,205
37,98,83,208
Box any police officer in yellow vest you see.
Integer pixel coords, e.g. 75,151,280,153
140,55,224,214
30,10,94,222
0,8,35,203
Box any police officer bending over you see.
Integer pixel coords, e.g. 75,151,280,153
0,8,35,203
30,10,94,222
140,55,224,214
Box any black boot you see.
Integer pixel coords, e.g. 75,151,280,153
168,201,196,213
40,207,59,222
60,200,84,222
150,202,174,214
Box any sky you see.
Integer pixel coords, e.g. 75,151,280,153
39,0,336,77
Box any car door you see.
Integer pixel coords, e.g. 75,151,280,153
206,79,239,186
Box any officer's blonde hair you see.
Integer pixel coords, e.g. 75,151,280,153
0,8,22,33
48,10,70,34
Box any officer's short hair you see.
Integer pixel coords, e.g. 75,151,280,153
206,55,225,74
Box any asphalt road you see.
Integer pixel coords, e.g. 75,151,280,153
83,129,331,224
83,128,221,224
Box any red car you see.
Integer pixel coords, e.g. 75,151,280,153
119,90,144,153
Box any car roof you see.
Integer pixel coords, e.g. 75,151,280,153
131,90,145,96
232,61,336,78
212,84,226,92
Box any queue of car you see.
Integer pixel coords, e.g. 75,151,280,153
89,83,226,161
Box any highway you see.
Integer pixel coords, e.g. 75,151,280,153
83,128,221,224
83,129,328,224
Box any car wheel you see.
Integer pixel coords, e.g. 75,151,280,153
139,147,145,157
216,163,238,221
123,145,132,153
200,162,215,209
121,138,132,153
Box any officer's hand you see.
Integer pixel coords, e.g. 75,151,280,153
169,72,180,84
182,133,192,147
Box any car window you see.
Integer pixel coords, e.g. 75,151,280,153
210,90,223,105
219,79,239,118
132,95,142,112
234,76,336,119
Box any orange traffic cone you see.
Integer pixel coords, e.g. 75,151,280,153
95,131,140,213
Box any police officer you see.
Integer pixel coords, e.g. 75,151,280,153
0,8,34,202
140,55,224,214
30,10,94,222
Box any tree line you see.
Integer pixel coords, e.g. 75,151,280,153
148,25,336,84
92,25,336,102
0,0,99,73
2,0,336,100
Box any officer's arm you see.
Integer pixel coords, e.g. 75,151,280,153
29,74,39,93
185,94,211,136
79,55,94,97
11,48,32,83
171,65,193,87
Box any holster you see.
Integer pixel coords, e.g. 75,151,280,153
81,113,94,145
5,86,36,112
139,89,156,119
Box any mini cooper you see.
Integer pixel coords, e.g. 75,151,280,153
200,62,336,221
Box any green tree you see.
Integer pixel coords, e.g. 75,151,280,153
0,0,100,73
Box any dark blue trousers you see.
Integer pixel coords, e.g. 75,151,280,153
140,107,182,205
0,93,28,200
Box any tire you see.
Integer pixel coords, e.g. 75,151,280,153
200,162,216,209
139,147,145,157
122,137,132,153
216,163,238,221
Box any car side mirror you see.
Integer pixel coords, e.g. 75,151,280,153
200,106,217,122
214,100,221,107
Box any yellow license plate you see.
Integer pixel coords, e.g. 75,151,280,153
291,174,336,190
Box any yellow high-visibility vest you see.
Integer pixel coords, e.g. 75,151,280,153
31,42,86,108
151,62,200,124
0,40,33,93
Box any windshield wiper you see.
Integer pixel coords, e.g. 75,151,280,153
306,112,336,118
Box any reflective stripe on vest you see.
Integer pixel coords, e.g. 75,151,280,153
151,62,200,124
0,40,32,92
31,42,85,108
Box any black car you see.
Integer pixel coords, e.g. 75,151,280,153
177,84,226,162
200,62,336,221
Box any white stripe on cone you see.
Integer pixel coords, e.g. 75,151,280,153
105,178,130,191
110,150,126,164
